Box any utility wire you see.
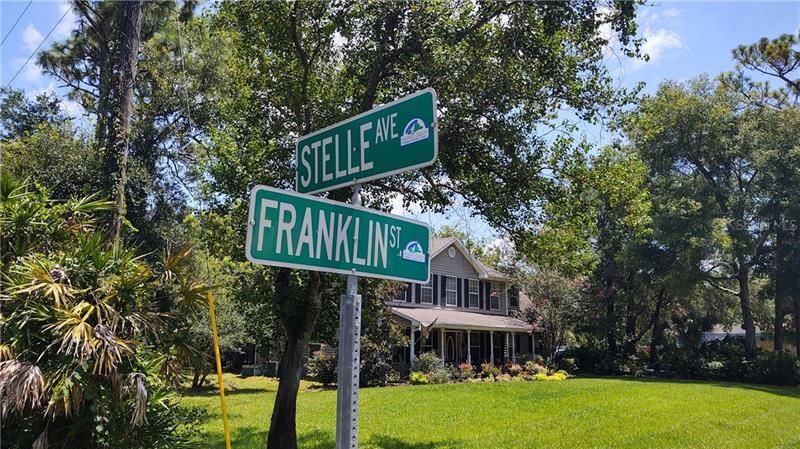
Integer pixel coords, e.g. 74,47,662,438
4,4,73,88
0,0,33,47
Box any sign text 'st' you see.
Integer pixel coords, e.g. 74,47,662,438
295,88,437,194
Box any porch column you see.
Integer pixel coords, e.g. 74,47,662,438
490,331,495,365
532,333,536,358
466,330,472,366
511,331,516,363
440,328,446,366
409,325,416,366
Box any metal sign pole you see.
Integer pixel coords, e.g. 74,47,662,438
335,183,362,449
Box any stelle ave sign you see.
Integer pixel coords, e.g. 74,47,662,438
246,185,430,283
295,88,438,195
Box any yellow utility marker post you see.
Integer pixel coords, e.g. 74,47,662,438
208,291,232,449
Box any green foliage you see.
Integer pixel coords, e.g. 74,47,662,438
429,368,450,385
308,351,337,386
409,371,429,385
0,174,204,448
518,269,582,359
413,351,442,374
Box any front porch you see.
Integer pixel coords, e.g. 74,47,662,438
390,307,542,373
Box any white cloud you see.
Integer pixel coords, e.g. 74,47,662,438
27,82,84,117
21,24,43,51
12,57,42,83
55,1,78,39
632,28,683,69
662,8,681,18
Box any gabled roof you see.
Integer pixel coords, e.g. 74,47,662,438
430,237,509,281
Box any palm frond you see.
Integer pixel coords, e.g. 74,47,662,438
0,360,45,418
126,373,148,427
161,245,193,282
91,324,131,375
10,258,75,308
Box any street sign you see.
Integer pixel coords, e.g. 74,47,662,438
246,185,430,283
295,88,438,194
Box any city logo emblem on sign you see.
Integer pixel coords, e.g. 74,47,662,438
400,118,429,146
401,241,426,263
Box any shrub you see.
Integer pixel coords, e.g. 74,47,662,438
524,360,548,375
458,362,474,378
413,351,441,374
308,350,337,386
359,339,399,387
430,368,450,384
744,352,800,386
505,363,523,376
409,371,429,385
496,373,513,382
447,364,469,382
481,362,493,377
559,357,577,373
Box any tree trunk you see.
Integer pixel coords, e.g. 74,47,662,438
649,288,666,366
794,292,800,359
774,227,786,352
737,266,757,358
267,269,322,449
604,272,617,356
624,292,638,356
107,0,143,247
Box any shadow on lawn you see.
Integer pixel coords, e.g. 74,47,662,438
591,375,800,399
182,387,275,397
293,432,462,449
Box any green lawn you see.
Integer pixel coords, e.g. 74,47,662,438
182,375,800,449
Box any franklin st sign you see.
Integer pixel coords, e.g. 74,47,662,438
246,185,430,283
295,88,438,194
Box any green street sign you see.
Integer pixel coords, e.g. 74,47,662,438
246,185,431,283
295,88,438,194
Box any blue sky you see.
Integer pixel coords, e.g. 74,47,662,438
2,0,799,242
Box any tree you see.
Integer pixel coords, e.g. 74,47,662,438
196,1,644,446
518,270,581,360
0,173,203,449
626,76,774,358
724,33,800,356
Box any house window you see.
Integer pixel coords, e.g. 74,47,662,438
393,284,408,302
420,280,433,304
445,276,457,306
509,287,519,308
468,279,479,308
489,282,501,310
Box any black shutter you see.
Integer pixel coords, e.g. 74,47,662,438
440,275,447,305
405,283,412,302
479,281,485,309
415,284,422,304
464,279,470,307
432,274,439,305
485,282,491,310
456,278,463,307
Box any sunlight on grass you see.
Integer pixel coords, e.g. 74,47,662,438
182,375,800,449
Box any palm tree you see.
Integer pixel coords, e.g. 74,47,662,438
0,173,205,449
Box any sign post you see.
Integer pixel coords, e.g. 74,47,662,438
335,184,362,449
247,88,437,449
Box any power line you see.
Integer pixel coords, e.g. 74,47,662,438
4,4,73,88
0,0,33,47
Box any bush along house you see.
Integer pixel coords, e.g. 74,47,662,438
390,237,542,373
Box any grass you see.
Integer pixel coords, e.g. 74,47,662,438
182,374,800,449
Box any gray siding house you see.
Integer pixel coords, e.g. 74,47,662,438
390,237,542,372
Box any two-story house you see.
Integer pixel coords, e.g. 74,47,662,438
389,237,542,372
